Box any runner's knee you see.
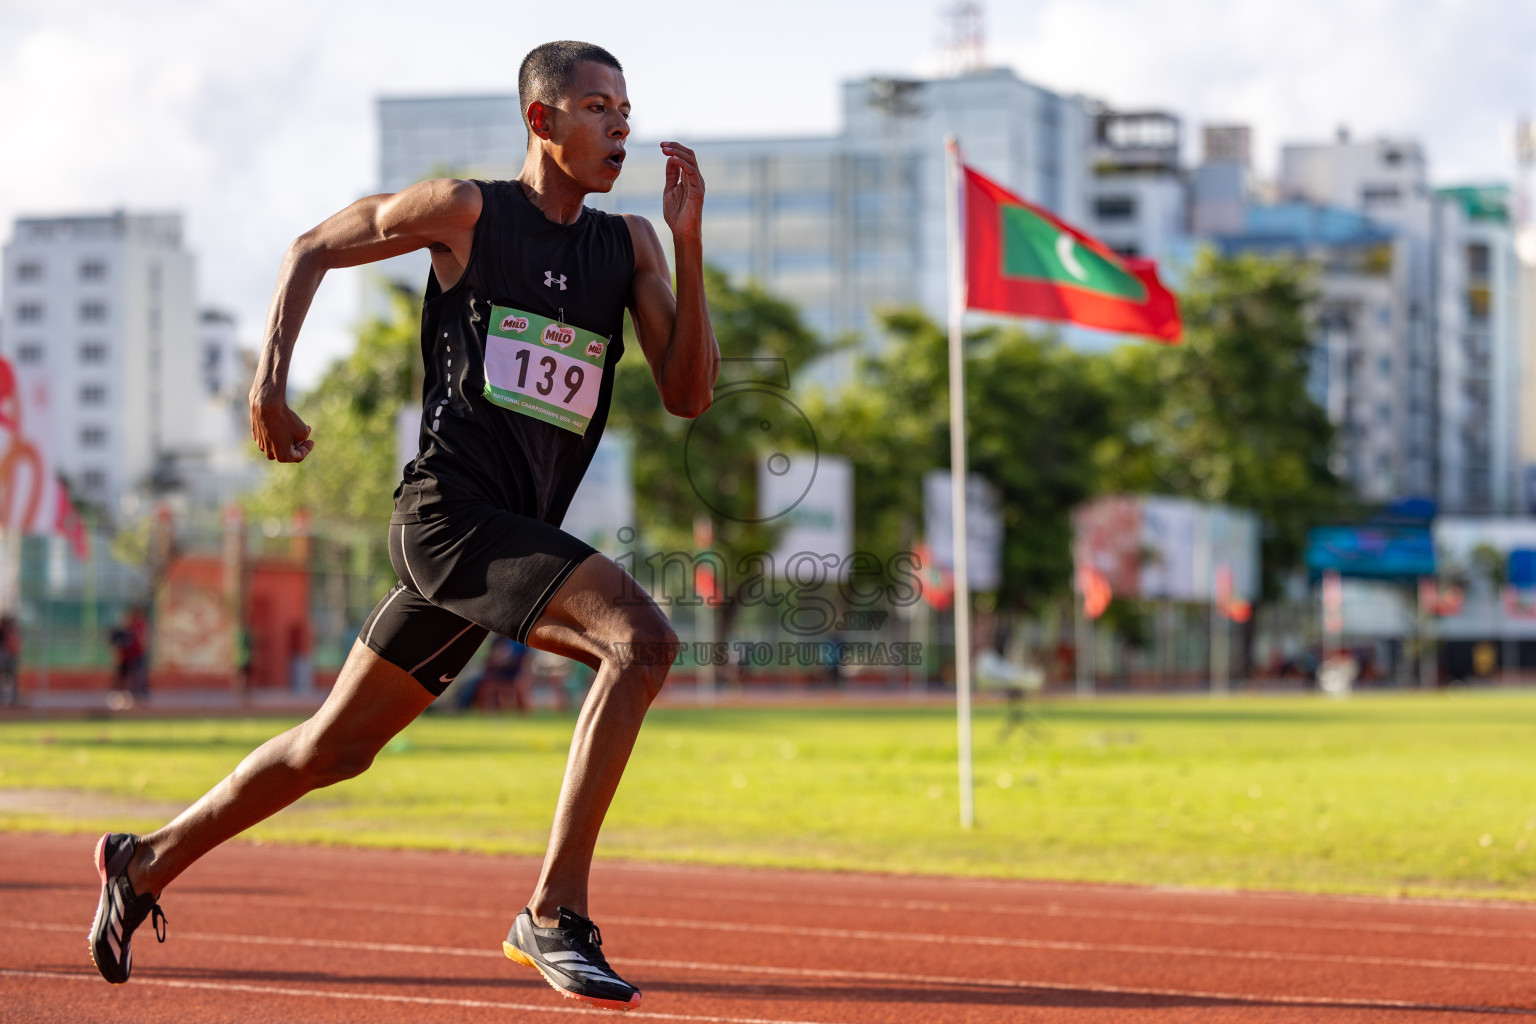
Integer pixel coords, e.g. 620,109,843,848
289,729,381,787
611,614,677,701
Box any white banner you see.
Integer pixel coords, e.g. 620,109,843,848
923,470,1003,592
564,433,635,554
395,406,418,481
1075,493,1260,603
760,453,852,575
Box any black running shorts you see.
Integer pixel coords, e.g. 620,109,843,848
358,503,597,696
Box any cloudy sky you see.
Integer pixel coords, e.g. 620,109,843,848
3,0,1532,387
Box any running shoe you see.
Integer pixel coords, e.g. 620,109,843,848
88,833,166,984
503,906,640,1011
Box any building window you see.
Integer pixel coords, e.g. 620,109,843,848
16,302,43,323
1467,285,1491,324
80,426,107,447
80,341,107,363
17,344,43,364
1377,355,1392,378
1467,242,1491,280
16,261,43,282
79,260,107,281
79,301,107,322
82,469,106,492
80,384,106,405
1094,196,1136,221
1361,185,1400,205
202,343,223,394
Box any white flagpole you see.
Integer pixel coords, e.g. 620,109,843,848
944,136,975,830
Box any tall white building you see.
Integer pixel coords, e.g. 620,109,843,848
1276,134,1441,504
369,95,527,315
1520,226,1536,511
0,212,249,514
1434,186,1521,514
1202,132,1522,514
1208,201,1415,503
1085,109,1188,265
189,307,261,507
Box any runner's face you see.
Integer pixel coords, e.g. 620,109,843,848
541,62,630,192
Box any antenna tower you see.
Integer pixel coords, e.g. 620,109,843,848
939,2,986,76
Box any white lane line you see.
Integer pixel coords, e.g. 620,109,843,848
18,832,1536,919
596,914,1536,976
14,913,1536,1010
0,968,848,1024
8,920,505,959
602,859,1536,914
149,872,1536,951
5,950,1532,1019
635,957,1536,1017
133,862,1536,940
561,885,1536,943
67,892,1534,977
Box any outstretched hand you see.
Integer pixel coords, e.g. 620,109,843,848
249,387,314,463
660,142,704,240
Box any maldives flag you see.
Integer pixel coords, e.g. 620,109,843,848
964,165,1181,342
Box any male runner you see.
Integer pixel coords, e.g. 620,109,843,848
88,40,716,1013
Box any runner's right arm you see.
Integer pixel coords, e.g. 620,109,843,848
249,178,481,463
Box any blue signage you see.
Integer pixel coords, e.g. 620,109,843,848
1305,526,1436,579
1509,550,1536,588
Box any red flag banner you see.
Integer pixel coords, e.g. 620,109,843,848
55,477,88,560
963,165,1181,342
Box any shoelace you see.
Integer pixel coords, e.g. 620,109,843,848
573,920,615,973
150,903,167,943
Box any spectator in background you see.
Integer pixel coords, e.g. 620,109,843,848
456,636,530,712
0,614,19,706
111,608,148,700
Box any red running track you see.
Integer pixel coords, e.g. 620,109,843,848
3,831,1536,1022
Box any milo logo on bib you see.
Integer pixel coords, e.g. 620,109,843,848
483,305,609,436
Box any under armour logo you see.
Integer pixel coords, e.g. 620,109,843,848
544,271,567,290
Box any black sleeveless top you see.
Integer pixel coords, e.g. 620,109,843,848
391,180,634,526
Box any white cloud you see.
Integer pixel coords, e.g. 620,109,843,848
991,0,1535,180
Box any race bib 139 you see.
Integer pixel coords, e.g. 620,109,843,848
483,305,609,435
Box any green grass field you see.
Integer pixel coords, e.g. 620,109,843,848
3,691,1535,900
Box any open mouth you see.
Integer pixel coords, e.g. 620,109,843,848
604,149,625,172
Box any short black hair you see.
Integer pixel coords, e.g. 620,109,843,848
518,41,623,141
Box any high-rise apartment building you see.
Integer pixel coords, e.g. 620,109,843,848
1275,134,1442,504
369,95,527,316
189,307,261,507
1085,109,1188,264
0,212,249,513
1434,186,1521,513
1198,132,1522,514
1208,202,1416,502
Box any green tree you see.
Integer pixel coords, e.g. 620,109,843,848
609,265,835,617
810,310,1114,611
244,285,419,531
1092,250,1345,597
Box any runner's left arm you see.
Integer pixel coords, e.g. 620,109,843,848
623,142,719,418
